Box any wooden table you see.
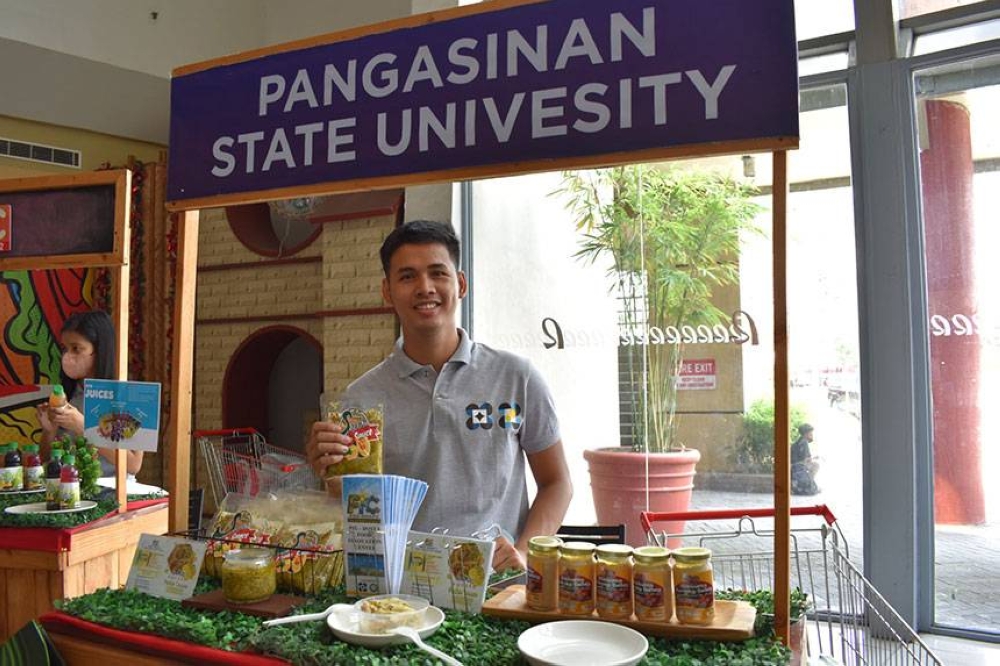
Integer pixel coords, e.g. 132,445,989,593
0,500,169,641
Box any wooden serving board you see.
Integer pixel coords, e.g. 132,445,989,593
482,585,755,641
181,589,308,618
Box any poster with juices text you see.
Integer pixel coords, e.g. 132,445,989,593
83,379,161,451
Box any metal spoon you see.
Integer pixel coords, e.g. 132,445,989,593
262,603,353,627
388,625,463,666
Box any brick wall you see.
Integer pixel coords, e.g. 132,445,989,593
192,205,398,500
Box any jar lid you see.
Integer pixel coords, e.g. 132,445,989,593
595,544,633,558
632,545,671,563
529,535,563,552
672,546,712,562
559,541,596,555
224,547,273,564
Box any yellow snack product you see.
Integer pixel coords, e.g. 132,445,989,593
324,403,384,477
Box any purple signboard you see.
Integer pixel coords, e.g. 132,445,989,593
167,0,798,203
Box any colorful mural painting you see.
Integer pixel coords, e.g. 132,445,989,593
0,268,95,443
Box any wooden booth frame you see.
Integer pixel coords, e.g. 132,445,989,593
163,0,800,643
0,168,133,512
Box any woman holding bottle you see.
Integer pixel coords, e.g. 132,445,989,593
36,310,143,476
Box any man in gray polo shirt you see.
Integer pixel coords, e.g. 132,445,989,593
308,220,572,571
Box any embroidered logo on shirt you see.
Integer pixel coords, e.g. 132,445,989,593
498,402,522,431
466,403,493,429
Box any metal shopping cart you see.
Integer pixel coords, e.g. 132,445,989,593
195,428,320,506
641,506,943,666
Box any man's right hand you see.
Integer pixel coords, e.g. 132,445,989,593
306,421,352,480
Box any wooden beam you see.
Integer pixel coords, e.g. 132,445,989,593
772,150,791,645
110,170,132,513
166,137,799,211
167,210,199,532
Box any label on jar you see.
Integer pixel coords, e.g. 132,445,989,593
633,569,669,621
558,563,595,615
526,556,558,611
675,569,715,624
596,565,632,618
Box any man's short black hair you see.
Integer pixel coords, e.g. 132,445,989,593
798,423,814,435
380,220,461,276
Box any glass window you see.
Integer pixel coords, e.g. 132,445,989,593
913,55,1000,635
900,0,993,20
468,84,861,566
794,0,854,41
912,18,1000,55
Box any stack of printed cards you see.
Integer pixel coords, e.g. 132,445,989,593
342,474,427,596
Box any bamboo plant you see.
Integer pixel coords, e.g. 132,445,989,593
559,164,761,453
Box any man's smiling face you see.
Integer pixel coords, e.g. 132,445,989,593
381,242,467,335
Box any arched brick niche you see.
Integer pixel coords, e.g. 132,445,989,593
222,325,322,451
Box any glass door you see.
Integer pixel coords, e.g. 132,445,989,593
912,54,1000,635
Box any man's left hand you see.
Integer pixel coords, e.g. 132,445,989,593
492,535,526,572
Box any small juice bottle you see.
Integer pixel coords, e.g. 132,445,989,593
59,453,80,509
22,444,44,490
46,449,64,510
3,443,23,492
49,385,68,412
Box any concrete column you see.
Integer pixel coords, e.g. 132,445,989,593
919,98,985,525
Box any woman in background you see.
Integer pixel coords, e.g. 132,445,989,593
36,310,144,476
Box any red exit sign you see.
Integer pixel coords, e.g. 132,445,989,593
679,358,716,390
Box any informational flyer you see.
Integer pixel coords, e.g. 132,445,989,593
342,474,427,597
403,531,495,613
125,534,207,600
342,475,387,597
82,379,161,451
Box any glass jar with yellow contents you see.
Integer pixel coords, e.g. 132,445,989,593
222,547,277,605
526,535,563,611
673,546,715,625
595,544,633,619
558,541,596,615
632,545,672,621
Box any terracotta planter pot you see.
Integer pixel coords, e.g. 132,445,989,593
583,447,700,547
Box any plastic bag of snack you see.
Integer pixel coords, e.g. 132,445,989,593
202,496,280,578
323,403,384,477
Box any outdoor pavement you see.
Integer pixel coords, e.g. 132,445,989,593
682,483,1000,634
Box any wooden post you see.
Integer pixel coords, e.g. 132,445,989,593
772,150,790,644
167,210,199,532
110,169,132,513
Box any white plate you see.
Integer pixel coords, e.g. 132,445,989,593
518,620,649,666
4,500,98,515
0,487,46,495
96,477,168,496
326,604,445,648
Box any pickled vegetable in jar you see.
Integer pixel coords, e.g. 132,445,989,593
673,546,715,625
632,545,672,622
526,535,562,611
222,548,276,605
558,541,595,615
595,544,633,619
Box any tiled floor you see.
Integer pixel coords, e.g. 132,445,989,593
918,634,1000,666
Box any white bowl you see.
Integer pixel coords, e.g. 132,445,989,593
518,620,649,666
327,603,444,648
